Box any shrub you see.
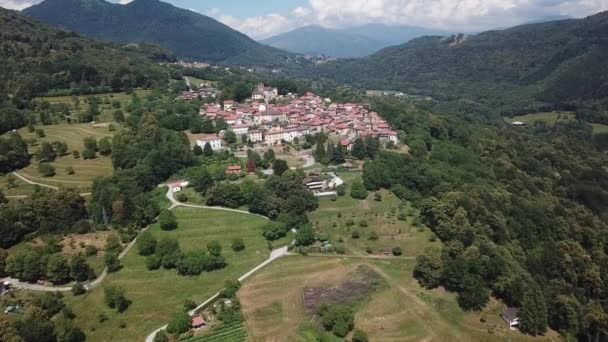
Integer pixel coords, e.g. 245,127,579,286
263,222,289,241
318,304,354,337
72,282,86,296
350,181,368,200
358,220,368,227
72,150,80,159
336,184,347,197
137,231,157,256
398,212,407,221
392,247,403,256
231,238,245,252
71,219,92,234
368,232,379,241
159,210,178,231
38,162,56,177
351,231,360,239
374,192,382,201
166,311,191,335
82,149,96,160
183,299,196,311
365,247,373,254
66,166,75,175
104,286,128,312
176,193,188,202
295,225,316,246
145,255,162,270
352,329,369,342
154,330,169,342
85,245,98,257
105,252,121,272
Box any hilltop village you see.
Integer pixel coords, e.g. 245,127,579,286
191,84,398,151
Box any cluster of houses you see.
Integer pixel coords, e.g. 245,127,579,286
192,88,398,151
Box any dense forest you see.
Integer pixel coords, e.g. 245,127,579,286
360,96,608,340
0,7,175,134
297,11,608,119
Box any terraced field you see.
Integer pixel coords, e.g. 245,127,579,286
183,322,247,342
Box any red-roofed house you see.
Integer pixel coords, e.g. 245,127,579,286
225,165,242,175
192,316,207,329
340,139,353,151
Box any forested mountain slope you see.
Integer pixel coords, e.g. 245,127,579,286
0,6,173,135
303,11,608,114
23,0,296,66
0,6,172,102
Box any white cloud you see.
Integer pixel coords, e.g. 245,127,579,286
307,0,608,31
118,0,133,4
0,0,34,10
212,0,608,39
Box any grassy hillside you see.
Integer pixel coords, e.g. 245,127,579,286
66,207,269,341
24,0,296,66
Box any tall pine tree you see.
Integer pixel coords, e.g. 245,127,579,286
520,285,548,335
314,142,326,164
352,138,366,160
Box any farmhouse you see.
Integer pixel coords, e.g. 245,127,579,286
225,165,242,175
195,134,222,151
191,316,207,330
169,180,189,192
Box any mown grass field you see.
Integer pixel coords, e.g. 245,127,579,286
309,171,440,257
64,207,269,341
0,174,37,197
239,256,559,342
2,123,116,193
507,111,576,126
185,76,216,88
592,123,608,134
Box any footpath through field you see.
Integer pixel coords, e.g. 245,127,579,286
145,187,291,342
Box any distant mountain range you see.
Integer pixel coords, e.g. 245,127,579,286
298,11,608,113
261,24,450,58
23,0,295,66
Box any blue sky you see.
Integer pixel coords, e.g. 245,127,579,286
2,0,608,39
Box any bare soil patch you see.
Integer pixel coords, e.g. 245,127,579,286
303,265,386,314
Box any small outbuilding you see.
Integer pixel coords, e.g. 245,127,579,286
501,307,520,330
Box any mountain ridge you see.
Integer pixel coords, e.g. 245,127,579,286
23,0,295,66
262,23,449,58
296,11,608,114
